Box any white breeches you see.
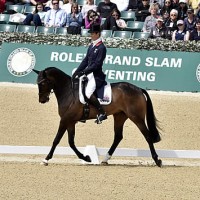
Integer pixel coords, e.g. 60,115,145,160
85,73,96,99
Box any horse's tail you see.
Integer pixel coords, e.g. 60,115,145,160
141,89,161,143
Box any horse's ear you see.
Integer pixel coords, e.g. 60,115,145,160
32,69,40,74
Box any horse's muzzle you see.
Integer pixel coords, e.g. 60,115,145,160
39,96,49,104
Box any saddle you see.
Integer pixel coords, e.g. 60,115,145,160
79,74,112,105
74,74,112,123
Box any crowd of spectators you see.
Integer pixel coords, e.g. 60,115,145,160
0,0,199,41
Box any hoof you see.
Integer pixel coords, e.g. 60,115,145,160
40,159,48,166
101,161,108,165
156,159,162,167
84,155,91,162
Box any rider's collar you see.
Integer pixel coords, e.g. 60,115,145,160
92,38,102,47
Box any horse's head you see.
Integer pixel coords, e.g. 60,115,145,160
33,69,54,104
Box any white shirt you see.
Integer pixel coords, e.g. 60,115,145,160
112,0,129,11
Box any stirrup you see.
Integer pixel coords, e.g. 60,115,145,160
95,113,107,124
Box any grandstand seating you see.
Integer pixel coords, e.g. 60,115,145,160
101,30,112,38
113,30,133,39
125,21,144,32
120,11,135,21
0,24,16,32
95,0,104,6
54,27,68,35
77,0,87,6
81,28,90,37
16,25,35,33
5,5,24,14
132,32,150,39
35,26,55,34
23,6,35,15
0,14,10,24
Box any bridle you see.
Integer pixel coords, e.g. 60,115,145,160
37,77,54,99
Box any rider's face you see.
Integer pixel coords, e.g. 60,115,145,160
91,32,100,41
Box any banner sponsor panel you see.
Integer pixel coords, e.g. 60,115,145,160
0,42,199,92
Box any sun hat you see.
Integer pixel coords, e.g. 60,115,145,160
156,17,164,22
177,20,184,25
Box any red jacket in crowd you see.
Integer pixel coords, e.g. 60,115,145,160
0,0,6,13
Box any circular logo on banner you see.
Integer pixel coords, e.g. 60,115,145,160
7,48,36,77
196,64,200,83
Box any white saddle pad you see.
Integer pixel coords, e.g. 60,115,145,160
79,75,112,105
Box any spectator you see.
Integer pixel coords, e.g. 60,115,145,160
85,9,101,29
23,2,46,26
45,0,63,11
177,0,188,20
0,0,5,13
149,16,168,39
102,8,127,30
196,2,200,19
142,3,159,32
66,2,83,34
112,0,129,11
184,8,199,32
135,0,150,22
81,0,97,20
188,0,199,13
149,0,163,8
62,0,75,15
97,0,118,18
171,0,179,9
126,0,139,11
190,19,200,41
165,9,178,33
44,0,66,27
160,0,173,21
172,19,190,41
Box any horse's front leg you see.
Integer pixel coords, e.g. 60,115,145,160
67,124,91,162
41,121,67,166
102,113,127,164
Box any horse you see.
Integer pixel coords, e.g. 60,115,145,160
33,67,162,167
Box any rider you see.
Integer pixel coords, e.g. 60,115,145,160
72,24,107,124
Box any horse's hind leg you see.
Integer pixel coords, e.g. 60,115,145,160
134,119,162,167
102,112,127,164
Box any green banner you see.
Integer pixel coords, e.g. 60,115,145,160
0,42,199,92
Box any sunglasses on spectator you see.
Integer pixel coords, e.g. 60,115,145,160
142,0,149,1
170,14,176,16
52,2,59,5
177,24,183,26
187,12,192,14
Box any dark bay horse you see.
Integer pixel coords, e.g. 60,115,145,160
33,67,162,167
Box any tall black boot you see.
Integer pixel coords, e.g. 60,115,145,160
88,94,107,124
